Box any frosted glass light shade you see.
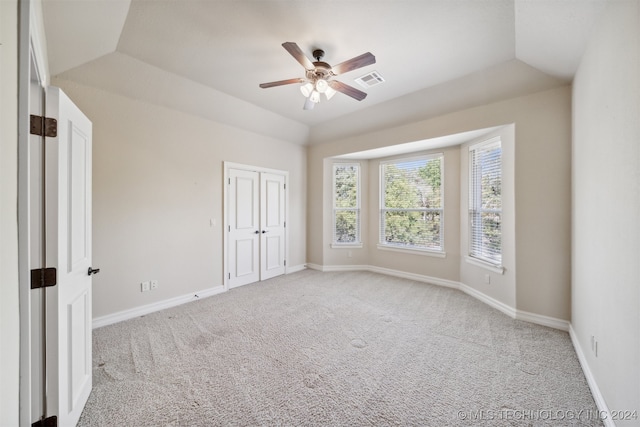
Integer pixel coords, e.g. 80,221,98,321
309,90,321,103
300,82,314,97
315,79,329,93
325,86,337,100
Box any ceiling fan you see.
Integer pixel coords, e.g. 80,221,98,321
259,42,376,110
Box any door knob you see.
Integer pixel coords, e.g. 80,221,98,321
262,230,269,234
254,230,260,234
87,267,101,276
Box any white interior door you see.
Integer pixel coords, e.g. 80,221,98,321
260,173,286,280
228,168,260,288
45,86,93,427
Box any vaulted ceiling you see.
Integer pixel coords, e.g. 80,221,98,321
42,0,607,145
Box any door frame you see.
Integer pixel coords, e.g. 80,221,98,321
18,0,50,424
223,162,289,290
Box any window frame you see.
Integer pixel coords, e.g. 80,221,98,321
378,153,445,255
332,162,362,247
468,137,503,267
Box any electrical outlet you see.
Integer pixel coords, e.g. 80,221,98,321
150,280,159,290
484,274,491,284
141,281,150,292
348,251,353,258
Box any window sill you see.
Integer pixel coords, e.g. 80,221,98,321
331,243,363,249
464,256,505,274
377,244,446,258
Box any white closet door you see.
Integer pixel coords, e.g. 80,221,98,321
260,173,286,280
228,169,260,288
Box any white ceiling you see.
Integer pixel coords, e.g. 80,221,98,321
42,0,607,145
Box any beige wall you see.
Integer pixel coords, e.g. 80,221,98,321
307,85,572,320
513,88,572,319
53,79,307,319
0,0,20,424
572,0,639,421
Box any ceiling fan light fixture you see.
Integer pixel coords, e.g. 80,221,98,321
324,86,337,100
300,82,314,97
309,90,321,103
315,78,329,93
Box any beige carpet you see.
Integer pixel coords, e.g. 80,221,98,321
79,270,602,426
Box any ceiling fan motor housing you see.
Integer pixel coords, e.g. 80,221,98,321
307,61,333,82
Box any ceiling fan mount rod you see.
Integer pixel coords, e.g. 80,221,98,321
312,49,325,61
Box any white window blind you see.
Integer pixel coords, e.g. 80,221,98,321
380,154,443,251
333,163,360,244
469,138,502,265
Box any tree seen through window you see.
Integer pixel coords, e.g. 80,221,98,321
333,164,360,244
380,155,443,251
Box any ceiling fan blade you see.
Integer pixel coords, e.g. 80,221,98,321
303,97,315,110
259,78,305,89
282,42,315,70
328,80,368,101
331,52,376,75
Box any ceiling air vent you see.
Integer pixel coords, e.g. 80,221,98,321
354,71,385,89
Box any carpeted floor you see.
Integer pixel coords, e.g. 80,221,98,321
79,270,602,426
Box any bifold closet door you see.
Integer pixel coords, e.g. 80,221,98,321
228,169,286,288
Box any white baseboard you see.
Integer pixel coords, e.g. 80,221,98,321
92,285,226,329
307,263,569,332
286,264,306,274
516,309,570,331
369,265,460,289
317,264,371,272
457,281,517,319
305,263,323,271
569,325,614,427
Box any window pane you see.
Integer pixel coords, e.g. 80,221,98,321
469,139,502,264
334,165,358,208
383,158,442,209
380,154,444,251
470,211,501,262
382,210,441,250
335,210,359,243
480,212,501,260
333,163,360,245
481,149,501,210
